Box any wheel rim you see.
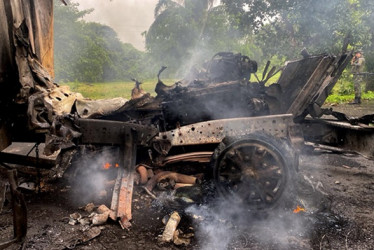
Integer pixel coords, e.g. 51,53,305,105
215,139,288,209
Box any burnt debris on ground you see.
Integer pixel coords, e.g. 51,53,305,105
1,149,374,249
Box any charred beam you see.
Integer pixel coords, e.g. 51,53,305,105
110,129,137,229
153,115,298,148
77,119,158,146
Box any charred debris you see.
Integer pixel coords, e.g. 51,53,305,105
1,0,374,247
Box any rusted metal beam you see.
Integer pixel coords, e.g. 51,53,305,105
154,115,296,148
110,169,122,220
110,129,137,229
77,119,158,146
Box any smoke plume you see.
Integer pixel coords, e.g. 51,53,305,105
77,0,158,50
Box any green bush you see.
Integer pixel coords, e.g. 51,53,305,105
332,72,354,96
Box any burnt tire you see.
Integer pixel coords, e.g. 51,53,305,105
211,133,297,210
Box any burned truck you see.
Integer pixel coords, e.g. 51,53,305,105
73,51,350,227
3,0,374,236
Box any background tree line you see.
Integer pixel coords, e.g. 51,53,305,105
54,0,374,83
54,2,151,82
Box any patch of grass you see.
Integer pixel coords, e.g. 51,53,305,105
60,79,176,100
60,76,374,105
326,91,374,104
326,94,355,104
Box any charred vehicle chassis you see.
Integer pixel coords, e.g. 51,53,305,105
77,114,302,227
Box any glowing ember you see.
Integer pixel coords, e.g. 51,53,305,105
103,163,119,169
293,205,306,213
103,163,112,169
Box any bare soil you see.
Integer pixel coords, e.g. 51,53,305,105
323,99,374,117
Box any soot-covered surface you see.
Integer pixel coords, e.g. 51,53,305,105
0,150,373,250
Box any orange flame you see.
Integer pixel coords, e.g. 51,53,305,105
103,163,112,169
103,162,120,169
293,205,306,213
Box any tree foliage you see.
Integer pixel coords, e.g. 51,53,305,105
145,0,244,77
221,0,374,58
146,0,374,73
55,0,374,82
54,2,150,83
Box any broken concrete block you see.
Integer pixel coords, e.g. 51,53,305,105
68,218,77,225
97,204,110,214
108,210,117,221
82,203,95,213
96,204,116,221
173,230,192,246
92,212,109,226
160,211,181,242
78,217,91,226
68,212,82,225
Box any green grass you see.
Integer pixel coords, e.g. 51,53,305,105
60,79,176,100
60,77,374,105
59,69,282,100
326,91,374,104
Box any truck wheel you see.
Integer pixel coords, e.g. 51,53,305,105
212,133,297,210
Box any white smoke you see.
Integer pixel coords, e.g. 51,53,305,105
186,195,312,249
76,0,158,50
68,146,120,205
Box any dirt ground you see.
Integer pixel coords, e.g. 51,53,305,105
1,103,374,250
323,99,374,117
